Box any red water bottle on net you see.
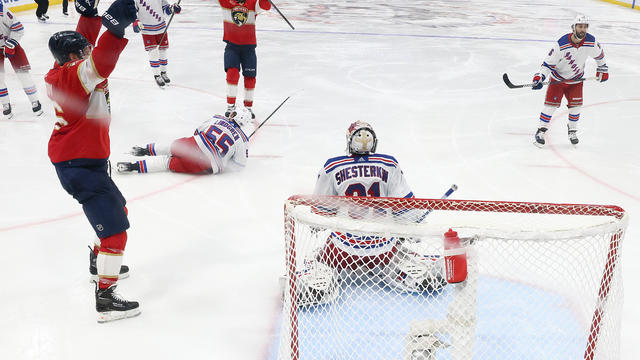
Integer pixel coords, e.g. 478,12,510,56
444,228,467,283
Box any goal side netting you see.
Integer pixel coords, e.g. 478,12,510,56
277,196,627,360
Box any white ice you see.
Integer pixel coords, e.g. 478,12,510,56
0,0,638,359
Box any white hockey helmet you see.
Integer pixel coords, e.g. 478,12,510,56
346,120,378,155
229,107,252,128
572,14,590,30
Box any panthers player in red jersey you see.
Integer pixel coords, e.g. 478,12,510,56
218,0,271,119
46,0,140,323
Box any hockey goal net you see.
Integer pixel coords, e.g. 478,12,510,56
278,195,627,360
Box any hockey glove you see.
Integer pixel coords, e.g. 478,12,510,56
102,0,137,38
596,65,609,83
75,0,98,17
3,39,17,58
531,73,545,90
171,3,182,14
133,19,141,33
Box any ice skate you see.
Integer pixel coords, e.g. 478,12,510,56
246,107,256,119
534,127,547,148
32,101,43,116
95,284,141,323
89,246,129,283
62,11,69,16
154,75,165,88
130,146,151,156
568,125,579,146
117,161,140,173
37,15,47,22
224,105,236,118
3,104,13,119
160,71,171,84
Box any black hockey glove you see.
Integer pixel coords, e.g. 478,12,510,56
75,0,98,17
102,0,137,38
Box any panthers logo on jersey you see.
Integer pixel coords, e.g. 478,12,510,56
232,5,249,26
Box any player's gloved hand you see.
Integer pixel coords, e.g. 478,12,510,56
531,73,545,90
171,3,182,14
102,0,137,38
75,0,98,17
132,19,141,33
3,39,17,58
596,66,609,83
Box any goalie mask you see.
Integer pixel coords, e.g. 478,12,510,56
346,121,378,155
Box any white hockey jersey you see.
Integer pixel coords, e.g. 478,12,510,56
0,5,24,48
134,0,171,35
313,154,414,257
193,116,249,174
538,33,607,82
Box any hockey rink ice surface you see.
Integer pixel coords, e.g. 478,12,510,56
1,0,639,359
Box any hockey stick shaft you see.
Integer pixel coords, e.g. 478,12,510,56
417,184,458,223
157,0,182,47
267,0,294,30
503,73,596,89
248,96,290,139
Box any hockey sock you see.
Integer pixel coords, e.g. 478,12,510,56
568,106,581,130
158,48,168,73
15,71,38,103
539,105,557,129
147,48,161,75
136,156,171,173
0,71,9,106
226,67,240,107
243,76,256,108
144,142,171,156
97,232,127,289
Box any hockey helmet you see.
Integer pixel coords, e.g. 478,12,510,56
346,121,378,155
229,107,253,128
48,31,92,65
571,14,590,31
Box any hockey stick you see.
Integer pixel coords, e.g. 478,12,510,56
267,0,295,30
502,73,596,89
416,184,458,223
157,0,182,48
248,96,290,139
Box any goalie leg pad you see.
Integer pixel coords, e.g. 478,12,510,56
383,245,446,293
294,259,340,307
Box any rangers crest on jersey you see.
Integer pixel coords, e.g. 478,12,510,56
232,6,249,26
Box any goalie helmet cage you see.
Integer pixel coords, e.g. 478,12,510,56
278,196,627,360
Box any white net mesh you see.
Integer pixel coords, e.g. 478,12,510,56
277,196,627,360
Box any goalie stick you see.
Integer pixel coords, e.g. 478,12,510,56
416,184,458,223
268,0,295,30
502,73,596,89
248,96,290,139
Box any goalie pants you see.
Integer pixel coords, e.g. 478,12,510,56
53,158,130,239
318,240,397,271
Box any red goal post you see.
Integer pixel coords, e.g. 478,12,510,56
279,195,627,360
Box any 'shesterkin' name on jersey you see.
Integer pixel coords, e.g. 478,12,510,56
335,165,389,185
214,120,241,141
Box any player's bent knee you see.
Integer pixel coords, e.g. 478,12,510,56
99,231,128,254
226,67,240,83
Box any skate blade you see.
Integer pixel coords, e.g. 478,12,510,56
34,110,43,116
533,141,545,148
97,308,141,323
89,272,130,283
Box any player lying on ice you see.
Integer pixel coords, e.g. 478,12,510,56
117,108,252,174
292,121,447,307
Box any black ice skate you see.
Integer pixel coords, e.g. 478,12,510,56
116,161,140,173
534,127,547,148
246,107,256,119
160,71,171,84
95,284,141,323
130,146,151,156
89,246,130,283
225,105,236,118
154,75,166,88
32,101,43,116
568,125,579,145
3,103,13,119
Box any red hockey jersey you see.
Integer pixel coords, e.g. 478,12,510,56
46,16,128,163
219,0,271,45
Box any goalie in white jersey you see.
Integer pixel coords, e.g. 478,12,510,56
532,14,608,147
293,121,446,307
116,108,250,174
